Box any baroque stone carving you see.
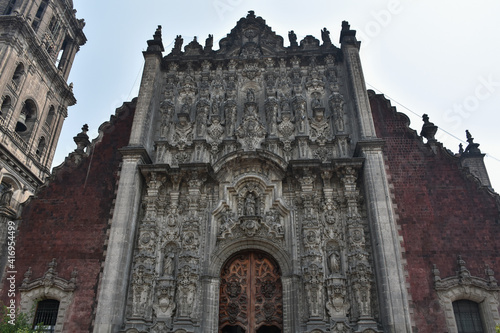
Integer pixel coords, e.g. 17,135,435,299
207,115,225,154
326,279,349,319
310,107,330,145
154,279,176,318
127,13,385,332
236,111,266,151
329,92,345,133
303,263,325,317
277,111,295,154
173,113,193,149
177,265,198,318
131,265,154,318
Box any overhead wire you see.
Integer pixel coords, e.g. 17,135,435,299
365,82,500,164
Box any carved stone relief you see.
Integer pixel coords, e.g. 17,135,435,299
126,14,385,332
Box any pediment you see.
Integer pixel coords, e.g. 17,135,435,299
216,10,286,58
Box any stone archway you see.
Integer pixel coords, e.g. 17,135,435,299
219,251,283,333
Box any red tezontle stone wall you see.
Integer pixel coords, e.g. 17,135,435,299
1,100,135,332
369,91,500,332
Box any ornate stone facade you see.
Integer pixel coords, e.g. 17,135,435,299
104,12,388,333
3,10,499,333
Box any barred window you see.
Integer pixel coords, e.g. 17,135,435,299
32,299,59,333
453,300,484,333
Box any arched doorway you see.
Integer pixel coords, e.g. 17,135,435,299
219,251,283,333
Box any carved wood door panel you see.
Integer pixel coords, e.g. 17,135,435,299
219,251,283,333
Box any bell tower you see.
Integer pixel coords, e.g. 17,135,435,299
0,0,86,216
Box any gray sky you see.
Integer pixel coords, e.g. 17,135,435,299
59,0,500,190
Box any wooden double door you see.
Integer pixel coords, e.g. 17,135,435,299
219,251,283,333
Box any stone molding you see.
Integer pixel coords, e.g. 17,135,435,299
433,256,500,333
19,259,77,333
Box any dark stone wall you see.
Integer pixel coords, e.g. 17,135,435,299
1,100,135,332
369,90,500,332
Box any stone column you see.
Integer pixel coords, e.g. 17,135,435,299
128,32,164,153
93,29,164,332
200,276,220,332
92,149,148,333
340,22,413,332
282,275,300,332
358,142,413,333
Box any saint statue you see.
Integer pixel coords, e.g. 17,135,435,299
244,193,257,216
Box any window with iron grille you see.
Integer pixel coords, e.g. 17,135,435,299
32,299,59,333
453,300,484,333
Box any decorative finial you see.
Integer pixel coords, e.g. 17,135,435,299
339,21,358,45
153,25,162,41
172,35,183,54
73,124,90,154
463,130,482,154
146,25,164,53
420,114,438,142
